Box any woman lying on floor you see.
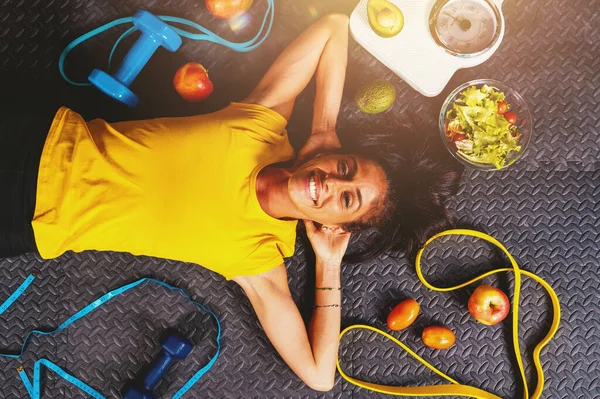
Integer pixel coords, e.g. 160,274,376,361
0,14,461,390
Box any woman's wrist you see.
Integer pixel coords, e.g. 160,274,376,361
314,268,341,308
310,128,339,146
315,256,342,271
315,257,341,285
310,127,335,136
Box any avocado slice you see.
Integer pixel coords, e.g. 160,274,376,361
367,0,404,38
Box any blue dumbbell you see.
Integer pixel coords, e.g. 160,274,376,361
122,333,193,399
89,10,182,107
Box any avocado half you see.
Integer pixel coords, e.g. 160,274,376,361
367,0,404,38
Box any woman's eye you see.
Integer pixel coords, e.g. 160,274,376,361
341,161,348,177
343,192,351,208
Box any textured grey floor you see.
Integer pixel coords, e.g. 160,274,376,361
1,0,599,398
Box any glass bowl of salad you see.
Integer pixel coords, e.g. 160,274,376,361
439,79,532,171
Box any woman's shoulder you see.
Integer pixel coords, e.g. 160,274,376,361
225,101,289,139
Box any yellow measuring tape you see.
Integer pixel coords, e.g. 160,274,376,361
336,229,561,398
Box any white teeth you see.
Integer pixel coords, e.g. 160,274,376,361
309,174,317,202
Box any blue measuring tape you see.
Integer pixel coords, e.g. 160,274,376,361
1,274,221,398
59,0,275,87
0,273,35,315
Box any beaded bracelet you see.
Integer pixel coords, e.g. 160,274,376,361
315,287,342,291
313,304,341,309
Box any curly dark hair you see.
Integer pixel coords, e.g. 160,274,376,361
339,126,464,262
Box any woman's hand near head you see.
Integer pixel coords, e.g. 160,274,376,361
303,220,350,266
295,130,341,166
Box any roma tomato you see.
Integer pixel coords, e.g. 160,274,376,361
422,326,455,350
173,62,214,102
497,101,508,114
387,299,420,331
504,111,517,125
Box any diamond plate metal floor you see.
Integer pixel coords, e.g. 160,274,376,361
1,0,599,398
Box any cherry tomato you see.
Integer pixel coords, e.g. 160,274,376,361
497,101,508,114
387,299,420,331
504,111,517,125
422,326,455,350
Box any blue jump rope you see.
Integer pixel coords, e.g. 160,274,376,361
60,0,275,106
3,2,275,397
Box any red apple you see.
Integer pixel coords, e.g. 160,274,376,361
206,0,253,19
468,285,510,325
173,62,214,102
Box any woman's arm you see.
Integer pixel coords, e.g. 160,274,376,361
233,222,350,391
243,14,349,159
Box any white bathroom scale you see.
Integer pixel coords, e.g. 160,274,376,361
350,0,506,97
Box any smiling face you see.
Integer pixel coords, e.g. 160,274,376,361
288,153,388,226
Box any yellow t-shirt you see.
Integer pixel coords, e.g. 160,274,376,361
32,102,297,279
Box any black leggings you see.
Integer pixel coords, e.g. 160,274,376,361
0,105,55,258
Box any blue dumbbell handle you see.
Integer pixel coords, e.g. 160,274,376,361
113,33,160,87
143,351,173,392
